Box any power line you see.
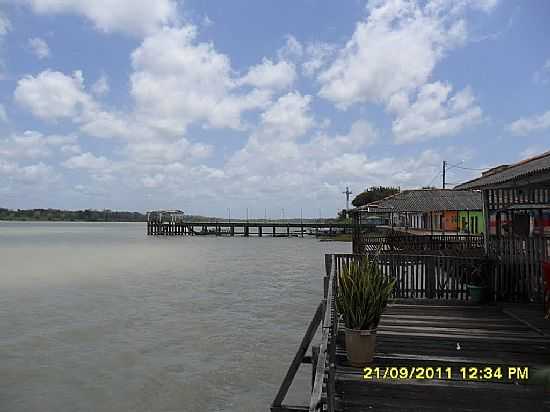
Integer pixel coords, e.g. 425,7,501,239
453,165,490,171
426,171,442,187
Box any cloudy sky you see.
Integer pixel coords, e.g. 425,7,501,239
0,0,549,218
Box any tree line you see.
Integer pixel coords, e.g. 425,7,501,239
0,208,147,222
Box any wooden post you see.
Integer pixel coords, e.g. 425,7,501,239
273,226,276,237
482,189,490,254
259,226,262,237
426,255,435,299
230,226,235,236
324,254,332,299
245,225,249,237
287,226,290,237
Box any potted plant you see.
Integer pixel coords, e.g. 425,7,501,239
336,257,395,367
466,263,488,304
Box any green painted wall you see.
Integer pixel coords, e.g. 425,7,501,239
458,211,485,234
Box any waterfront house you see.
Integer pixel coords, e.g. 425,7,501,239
354,188,484,234
455,150,550,303
455,152,550,239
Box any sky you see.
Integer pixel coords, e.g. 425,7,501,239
0,0,549,218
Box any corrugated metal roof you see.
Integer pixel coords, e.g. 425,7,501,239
354,189,482,213
455,150,550,190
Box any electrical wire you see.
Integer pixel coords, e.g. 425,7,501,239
452,165,490,171
426,171,442,188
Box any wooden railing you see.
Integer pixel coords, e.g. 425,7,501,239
271,255,337,412
488,236,549,302
334,253,491,301
354,232,485,255
272,252,491,412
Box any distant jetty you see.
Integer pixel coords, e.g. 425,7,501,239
146,210,357,237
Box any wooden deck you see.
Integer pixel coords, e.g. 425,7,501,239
271,254,550,412
335,303,549,411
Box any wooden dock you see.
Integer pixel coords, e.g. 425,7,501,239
333,303,549,411
146,221,362,237
271,254,550,412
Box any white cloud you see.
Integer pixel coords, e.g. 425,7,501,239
507,110,550,136
239,58,296,91
0,103,7,122
63,152,112,170
533,58,550,85
315,0,491,143
20,0,179,36
91,74,109,96
13,26,297,149
259,92,314,139
302,42,336,77
307,120,379,160
0,130,79,160
28,37,50,59
0,12,11,78
0,159,57,185
224,91,441,203
318,0,468,108
129,26,271,134
14,70,93,120
202,15,214,28
125,139,212,164
0,11,10,35
277,35,304,60
391,83,482,143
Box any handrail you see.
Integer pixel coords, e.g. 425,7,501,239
309,254,336,411
271,302,324,410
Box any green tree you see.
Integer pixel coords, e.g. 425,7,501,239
337,209,348,221
351,186,400,207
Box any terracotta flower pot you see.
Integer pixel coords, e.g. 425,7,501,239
344,327,377,367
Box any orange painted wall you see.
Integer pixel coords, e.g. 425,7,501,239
442,211,460,231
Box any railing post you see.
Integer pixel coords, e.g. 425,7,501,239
426,255,436,299
311,345,319,390
324,254,332,300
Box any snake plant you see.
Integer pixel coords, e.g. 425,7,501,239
336,257,395,330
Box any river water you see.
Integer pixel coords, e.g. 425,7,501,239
0,222,350,412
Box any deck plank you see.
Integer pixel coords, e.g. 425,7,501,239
335,303,550,411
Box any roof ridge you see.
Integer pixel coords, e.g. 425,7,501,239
455,149,550,189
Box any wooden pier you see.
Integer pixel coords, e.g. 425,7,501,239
146,221,360,237
271,254,550,412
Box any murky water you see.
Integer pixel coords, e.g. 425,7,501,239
0,222,350,412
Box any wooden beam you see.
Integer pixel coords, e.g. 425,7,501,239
272,302,324,408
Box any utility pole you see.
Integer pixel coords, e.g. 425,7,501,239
342,186,353,210
442,160,447,189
